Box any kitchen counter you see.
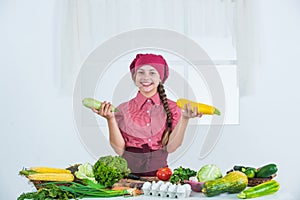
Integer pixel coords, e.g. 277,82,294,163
82,190,296,200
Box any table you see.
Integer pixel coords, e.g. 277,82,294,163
82,190,297,200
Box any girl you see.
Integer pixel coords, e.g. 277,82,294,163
92,53,202,176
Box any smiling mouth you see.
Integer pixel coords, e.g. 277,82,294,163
141,82,153,87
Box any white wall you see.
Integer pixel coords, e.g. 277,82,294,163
1,0,300,199
0,0,93,198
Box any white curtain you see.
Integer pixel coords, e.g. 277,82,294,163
56,0,242,94
235,0,261,96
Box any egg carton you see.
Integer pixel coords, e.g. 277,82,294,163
142,181,192,198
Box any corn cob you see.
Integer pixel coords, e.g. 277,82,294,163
29,167,71,174
27,173,74,182
82,98,119,112
176,98,221,115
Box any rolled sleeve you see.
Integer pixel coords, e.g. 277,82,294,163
168,100,182,130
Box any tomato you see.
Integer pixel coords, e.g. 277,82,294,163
156,167,172,181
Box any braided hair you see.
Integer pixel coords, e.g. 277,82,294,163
158,82,173,146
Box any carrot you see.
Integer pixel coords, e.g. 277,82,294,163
112,186,131,191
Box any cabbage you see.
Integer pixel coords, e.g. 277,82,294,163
197,164,223,182
75,162,97,183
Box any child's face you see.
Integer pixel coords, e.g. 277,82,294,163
134,65,161,97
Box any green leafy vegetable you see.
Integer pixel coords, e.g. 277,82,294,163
93,155,130,187
170,166,197,184
197,164,223,182
17,184,76,200
74,163,97,183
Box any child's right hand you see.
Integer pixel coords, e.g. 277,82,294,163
91,101,114,120
182,103,203,119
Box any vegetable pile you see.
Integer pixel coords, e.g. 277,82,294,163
168,163,280,199
199,163,280,198
18,158,281,199
228,163,278,180
18,180,141,200
18,155,135,199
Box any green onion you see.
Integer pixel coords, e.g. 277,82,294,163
41,181,129,198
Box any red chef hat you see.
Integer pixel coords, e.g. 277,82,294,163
129,53,169,83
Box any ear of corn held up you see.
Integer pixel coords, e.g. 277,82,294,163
176,98,221,115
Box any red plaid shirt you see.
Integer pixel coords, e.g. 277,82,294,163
115,92,181,150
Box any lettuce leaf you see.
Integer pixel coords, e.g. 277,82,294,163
93,155,130,187
75,163,97,183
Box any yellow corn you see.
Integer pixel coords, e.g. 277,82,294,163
27,173,74,182
29,167,71,174
176,98,221,115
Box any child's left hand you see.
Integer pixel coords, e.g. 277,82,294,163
182,103,203,119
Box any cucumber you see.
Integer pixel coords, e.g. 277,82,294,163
244,168,256,178
233,165,247,172
237,180,280,199
256,164,278,178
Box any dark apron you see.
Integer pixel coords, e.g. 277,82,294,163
122,144,168,176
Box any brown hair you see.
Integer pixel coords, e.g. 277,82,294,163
158,82,173,146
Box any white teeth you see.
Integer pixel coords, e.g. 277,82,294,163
142,83,152,86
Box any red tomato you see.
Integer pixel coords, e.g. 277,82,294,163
156,167,172,181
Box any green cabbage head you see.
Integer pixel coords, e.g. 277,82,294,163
197,164,223,182
75,163,97,183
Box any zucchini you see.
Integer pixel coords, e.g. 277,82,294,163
237,180,280,199
202,171,248,197
256,164,278,178
176,98,221,115
82,98,118,112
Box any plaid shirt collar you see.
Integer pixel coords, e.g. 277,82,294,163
135,91,161,109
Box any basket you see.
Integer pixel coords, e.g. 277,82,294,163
247,174,276,187
30,180,72,190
